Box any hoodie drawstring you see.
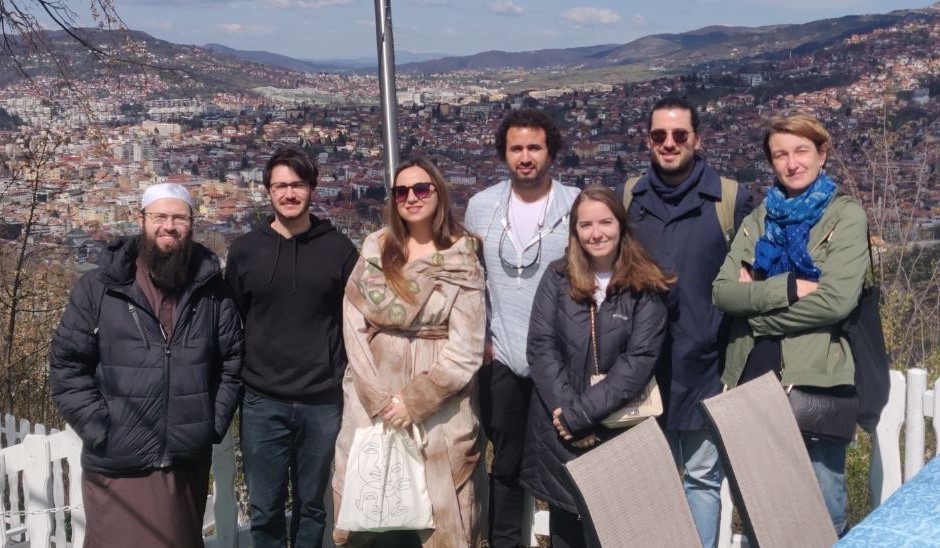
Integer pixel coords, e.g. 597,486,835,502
265,234,299,294
267,237,282,284
292,238,298,294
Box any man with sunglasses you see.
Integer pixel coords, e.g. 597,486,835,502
225,146,357,547
465,108,579,548
617,96,753,547
50,183,243,547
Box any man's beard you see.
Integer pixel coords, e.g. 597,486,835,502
651,151,695,180
509,166,550,189
138,232,194,293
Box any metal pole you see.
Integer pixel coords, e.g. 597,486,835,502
374,0,399,192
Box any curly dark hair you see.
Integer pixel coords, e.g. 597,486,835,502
494,108,563,162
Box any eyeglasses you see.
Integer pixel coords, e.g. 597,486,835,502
270,181,311,194
649,129,693,145
498,225,542,272
392,182,436,204
143,212,192,227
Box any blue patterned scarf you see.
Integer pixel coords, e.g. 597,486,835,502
753,172,837,281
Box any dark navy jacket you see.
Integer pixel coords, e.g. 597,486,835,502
616,161,753,430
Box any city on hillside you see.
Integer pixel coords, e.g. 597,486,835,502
0,10,938,273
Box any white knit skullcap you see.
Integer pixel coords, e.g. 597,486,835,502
141,183,193,210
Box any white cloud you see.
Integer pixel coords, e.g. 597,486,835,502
488,1,524,16
265,0,353,8
215,23,270,36
630,14,648,26
562,7,621,26
122,0,231,5
410,0,453,6
750,0,864,6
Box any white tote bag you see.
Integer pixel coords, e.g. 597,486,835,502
336,422,435,532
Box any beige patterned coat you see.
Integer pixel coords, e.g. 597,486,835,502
333,229,487,547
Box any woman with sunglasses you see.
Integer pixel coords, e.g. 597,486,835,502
523,185,671,547
333,156,486,547
713,114,869,535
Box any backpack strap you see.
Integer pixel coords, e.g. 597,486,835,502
621,176,642,214
716,177,739,248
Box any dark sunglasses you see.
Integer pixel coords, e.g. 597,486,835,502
649,129,693,145
392,182,436,204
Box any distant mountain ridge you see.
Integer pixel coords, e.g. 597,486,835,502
204,44,348,73
0,28,310,91
2,4,938,93
203,45,450,72
396,8,939,73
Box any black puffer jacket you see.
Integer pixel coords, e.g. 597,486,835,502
50,236,243,473
520,259,668,511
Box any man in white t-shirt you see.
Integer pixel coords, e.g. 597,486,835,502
465,108,579,547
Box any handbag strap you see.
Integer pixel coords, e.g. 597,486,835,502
865,229,876,282
590,303,600,376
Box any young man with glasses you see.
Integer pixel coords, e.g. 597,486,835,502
225,145,357,547
465,108,579,548
51,183,243,547
617,96,753,547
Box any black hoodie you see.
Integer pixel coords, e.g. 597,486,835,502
225,214,358,402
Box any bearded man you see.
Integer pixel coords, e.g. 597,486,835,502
50,183,243,547
616,96,753,548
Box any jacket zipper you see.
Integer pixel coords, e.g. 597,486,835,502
127,304,150,349
157,290,203,467
121,275,213,468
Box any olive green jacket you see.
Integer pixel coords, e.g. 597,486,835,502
712,195,869,388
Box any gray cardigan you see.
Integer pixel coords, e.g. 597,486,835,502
464,179,579,377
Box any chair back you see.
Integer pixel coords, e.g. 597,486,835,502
702,372,838,547
565,417,700,547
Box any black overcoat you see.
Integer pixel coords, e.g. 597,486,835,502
520,260,667,511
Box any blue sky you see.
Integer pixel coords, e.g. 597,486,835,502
113,0,935,60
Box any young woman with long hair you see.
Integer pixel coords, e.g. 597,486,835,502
522,184,672,547
333,157,486,547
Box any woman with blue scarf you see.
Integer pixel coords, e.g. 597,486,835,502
713,114,869,535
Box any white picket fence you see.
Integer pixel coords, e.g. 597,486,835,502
1,367,936,547
0,416,244,548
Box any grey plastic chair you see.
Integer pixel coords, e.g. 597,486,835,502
702,372,838,547
565,417,701,547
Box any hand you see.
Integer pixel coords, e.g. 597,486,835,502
796,279,819,298
739,267,754,283
571,434,600,449
381,395,413,429
552,408,573,441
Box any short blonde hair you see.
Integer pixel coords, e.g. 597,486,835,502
762,114,831,163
